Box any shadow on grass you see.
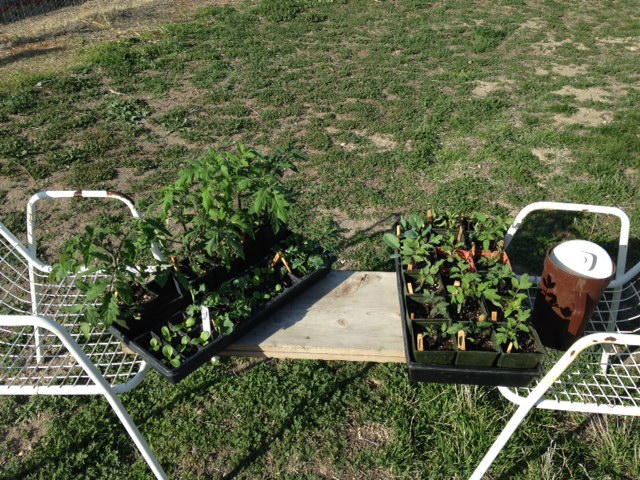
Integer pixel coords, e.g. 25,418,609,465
221,362,374,480
494,411,594,479
0,46,66,68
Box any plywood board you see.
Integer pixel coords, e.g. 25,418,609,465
221,271,405,363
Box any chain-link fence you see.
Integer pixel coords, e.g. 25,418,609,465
1,0,87,24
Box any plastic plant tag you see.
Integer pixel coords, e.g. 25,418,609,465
457,330,466,351
201,305,211,335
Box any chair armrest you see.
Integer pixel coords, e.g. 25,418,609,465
504,202,630,288
26,190,164,263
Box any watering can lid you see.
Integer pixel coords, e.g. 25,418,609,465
550,240,614,280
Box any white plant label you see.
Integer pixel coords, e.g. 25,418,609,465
201,305,211,334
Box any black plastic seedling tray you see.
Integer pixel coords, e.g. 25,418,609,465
112,263,332,383
110,229,333,383
392,225,543,387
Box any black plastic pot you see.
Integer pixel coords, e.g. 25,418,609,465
403,270,446,296
454,325,500,367
496,328,545,369
405,295,451,322
411,320,456,365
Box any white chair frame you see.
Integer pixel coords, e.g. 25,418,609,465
471,202,640,479
0,190,168,479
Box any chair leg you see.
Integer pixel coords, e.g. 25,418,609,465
11,317,169,479
100,386,169,480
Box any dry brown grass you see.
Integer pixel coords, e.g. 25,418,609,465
0,0,240,80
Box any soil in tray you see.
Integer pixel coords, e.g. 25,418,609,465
423,336,455,351
151,262,299,369
449,300,485,322
503,331,539,354
412,325,456,365
406,296,450,321
463,334,495,352
404,277,444,296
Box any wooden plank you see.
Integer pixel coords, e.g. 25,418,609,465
221,271,405,363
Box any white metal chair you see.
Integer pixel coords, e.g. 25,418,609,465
471,202,640,479
0,190,168,480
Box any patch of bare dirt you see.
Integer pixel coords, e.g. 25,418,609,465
520,19,544,30
551,63,588,77
322,207,388,240
1,412,49,463
368,133,397,150
534,66,549,76
336,113,355,122
624,167,639,181
531,146,575,187
553,85,626,103
553,107,613,127
339,142,358,152
533,37,589,53
472,78,513,98
350,130,397,150
597,36,640,52
350,421,392,451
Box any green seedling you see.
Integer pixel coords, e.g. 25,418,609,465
495,273,535,351
414,259,445,291
159,144,302,273
468,213,512,251
191,331,212,347
162,345,181,368
161,325,174,343
149,337,161,352
416,290,450,320
49,216,172,336
421,321,453,342
447,265,480,314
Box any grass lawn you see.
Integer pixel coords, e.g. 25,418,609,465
1,0,640,478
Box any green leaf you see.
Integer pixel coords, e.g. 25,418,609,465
253,188,268,213
115,283,134,306
80,322,91,339
383,232,400,250
85,281,109,303
103,294,120,328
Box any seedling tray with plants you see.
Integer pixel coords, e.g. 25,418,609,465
50,144,335,383
385,211,544,387
111,240,334,383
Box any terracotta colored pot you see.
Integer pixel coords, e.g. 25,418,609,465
532,241,615,351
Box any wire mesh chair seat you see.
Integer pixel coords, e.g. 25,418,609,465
0,239,146,394
0,190,167,479
471,202,640,479
501,279,640,413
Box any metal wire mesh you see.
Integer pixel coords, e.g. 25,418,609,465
0,231,145,392
504,282,640,411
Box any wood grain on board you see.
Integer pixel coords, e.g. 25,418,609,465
222,271,404,363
